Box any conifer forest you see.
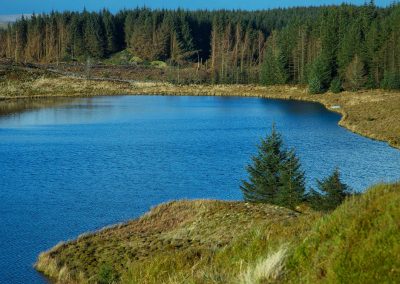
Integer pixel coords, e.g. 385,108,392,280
1,2,400,90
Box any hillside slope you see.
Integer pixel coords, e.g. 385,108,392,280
36,183,399,283
35,200,318,283
285,183,400,283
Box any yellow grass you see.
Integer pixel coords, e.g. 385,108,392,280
239,246,288,284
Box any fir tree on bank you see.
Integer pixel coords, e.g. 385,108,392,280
241,125,353,211
240,125,305,210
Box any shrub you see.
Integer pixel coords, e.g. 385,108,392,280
307,168,353,211
308,76,324,94
150,60,167,68
307,55,331,94
381,71,400,90
329,77,342,93
97,263,117,284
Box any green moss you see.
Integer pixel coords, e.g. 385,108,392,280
130,56,144,64
150,61,167,68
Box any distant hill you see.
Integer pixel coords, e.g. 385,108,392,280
0,14,30,29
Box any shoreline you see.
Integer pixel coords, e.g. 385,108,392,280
0,70,399,149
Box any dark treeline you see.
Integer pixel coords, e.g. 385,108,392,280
1,2,400,89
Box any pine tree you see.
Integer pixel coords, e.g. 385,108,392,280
329,77,342,93
381,71,400,90
307,168,352,211
308,55,331,94
241,125,305,208
101,9,118,56
260,31,288,85
241,125,285,203
275,150,306,210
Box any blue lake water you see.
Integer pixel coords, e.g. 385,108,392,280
0,95,399,283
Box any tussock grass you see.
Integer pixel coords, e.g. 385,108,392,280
239,246,287,284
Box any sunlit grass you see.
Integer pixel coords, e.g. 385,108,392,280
35,183,400,283
239,246,287,284
35,200,318,283
284,183,400,283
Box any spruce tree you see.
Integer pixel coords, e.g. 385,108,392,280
308,55,331,94
2,3,400,85
260,32,288,85
68,14,84,59
260,46,288,85
329,77,342,93
83,12,106,59
307,168,352,211
275,150,306,210
241,125,284,203
308,76,324,95
101,9,118,56
381,71,400,90
241,125,305,208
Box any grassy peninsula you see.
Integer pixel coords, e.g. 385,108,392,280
36,183,400,283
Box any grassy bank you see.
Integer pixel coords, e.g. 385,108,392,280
285,183,400,283
1,66,399,149
35,183,400,283
35,199,319,283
